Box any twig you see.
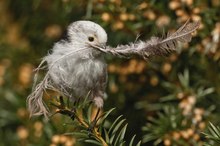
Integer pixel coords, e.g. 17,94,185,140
54,104,108,146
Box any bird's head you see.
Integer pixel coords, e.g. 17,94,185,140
67,21,107,50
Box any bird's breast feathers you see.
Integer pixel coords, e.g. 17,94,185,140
47,54,107,96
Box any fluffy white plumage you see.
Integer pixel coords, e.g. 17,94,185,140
28,21,108,117
45,21,108,106
27,20,199,118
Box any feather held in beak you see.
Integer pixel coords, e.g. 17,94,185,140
93,20,200,59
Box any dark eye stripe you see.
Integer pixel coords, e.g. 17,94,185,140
59,29,70,43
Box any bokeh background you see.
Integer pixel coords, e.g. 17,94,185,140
0,0,220,146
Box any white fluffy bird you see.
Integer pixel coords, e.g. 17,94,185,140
27,20,199,118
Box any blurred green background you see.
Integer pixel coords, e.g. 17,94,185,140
0,0,220,146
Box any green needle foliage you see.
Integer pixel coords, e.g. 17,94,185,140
51,95,141,146
1,0,220,146
203,122,220,146
141,70,215,146
142,106,183,145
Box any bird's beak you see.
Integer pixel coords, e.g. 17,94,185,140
89,43,107,53
98,43,106,49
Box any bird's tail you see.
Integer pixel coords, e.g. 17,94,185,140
27,58,50,119
27,76,50,119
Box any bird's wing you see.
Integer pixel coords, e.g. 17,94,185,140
100,66,108,91
95,20,200,59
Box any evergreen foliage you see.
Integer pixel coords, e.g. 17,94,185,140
0,0,220,146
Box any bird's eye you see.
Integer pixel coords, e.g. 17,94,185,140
88,36,94,42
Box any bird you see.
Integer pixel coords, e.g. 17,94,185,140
27,20,199,118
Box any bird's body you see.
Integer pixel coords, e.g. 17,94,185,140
45,40,107,107
44,21,108,108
